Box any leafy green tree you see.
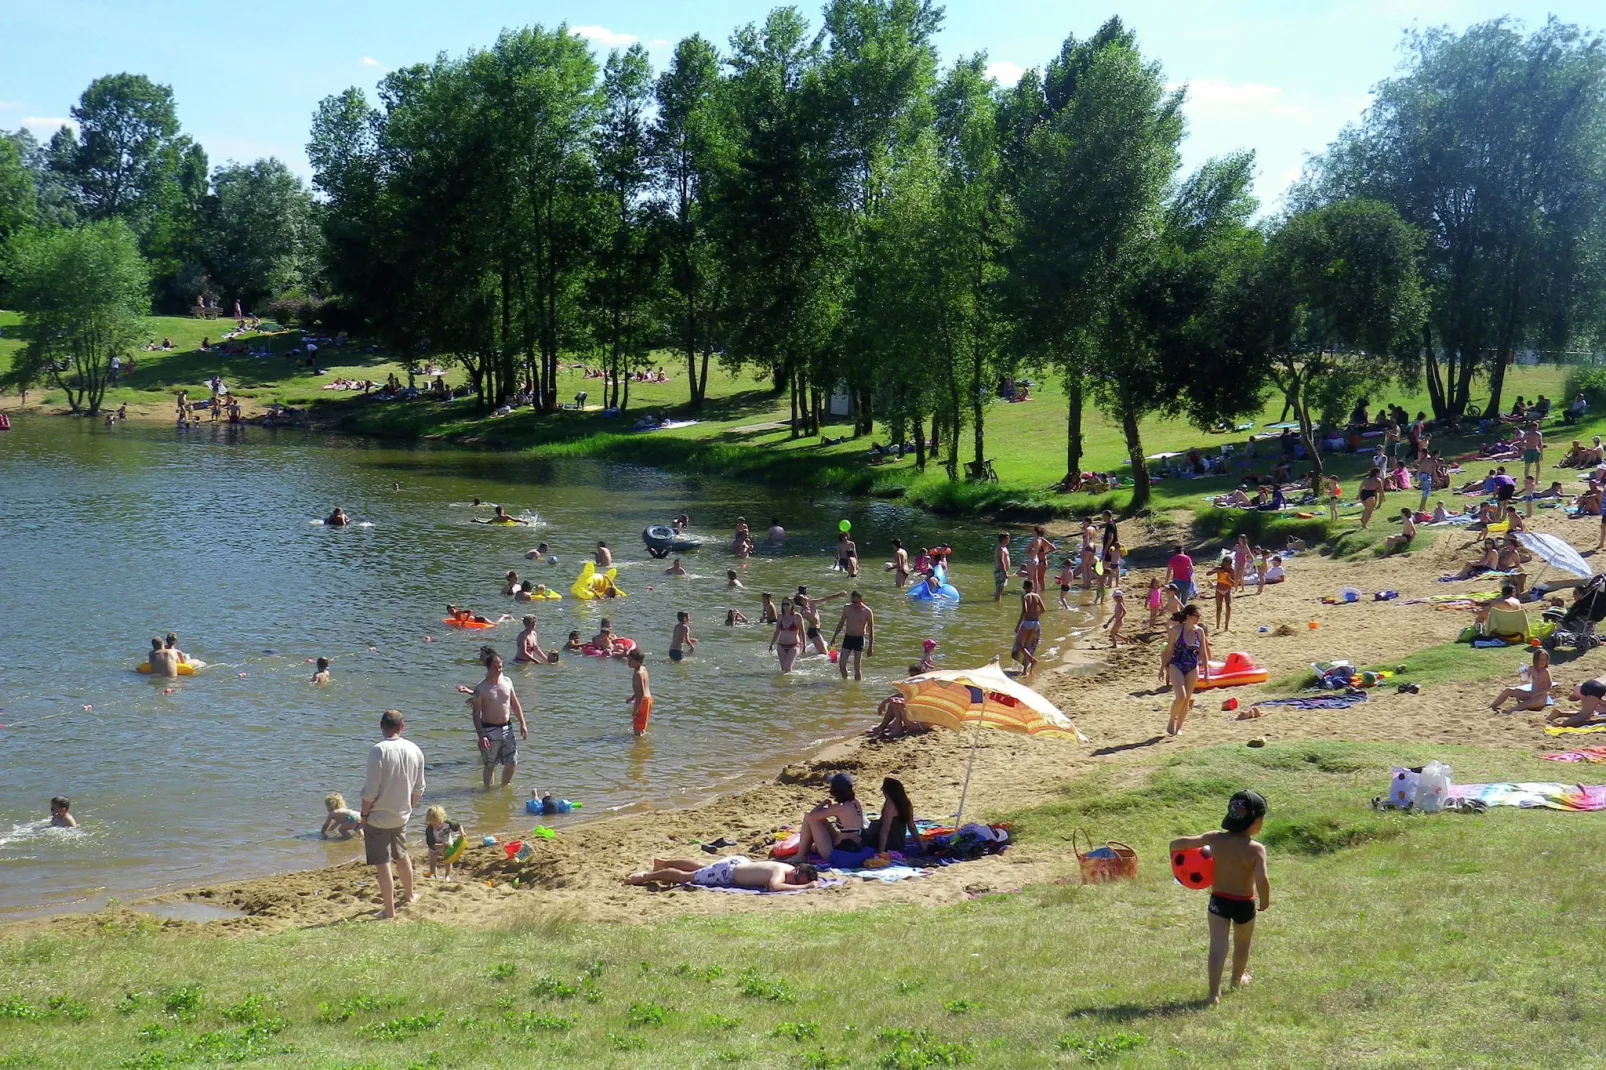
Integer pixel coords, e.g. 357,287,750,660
651,35,727,410
3,129,77,230
49,74,183,227
590,44,658,410
4,220,149,415
1254,199,1427,479
1300,19,1606,418
307,89,383,323
0,135,37,249
206,158,316,311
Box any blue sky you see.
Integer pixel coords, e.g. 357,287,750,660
0,0,1596,210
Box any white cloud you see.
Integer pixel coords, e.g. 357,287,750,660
649,39,672,47
0,101,21,110
1173,79,1304,118
570,25,638,48
22,117,77,135
985,61,1024,87
360,56,382,68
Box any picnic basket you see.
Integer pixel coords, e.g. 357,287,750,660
1072,827,1138,884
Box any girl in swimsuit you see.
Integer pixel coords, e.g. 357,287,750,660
770,598,803,674
1160,605,1211,737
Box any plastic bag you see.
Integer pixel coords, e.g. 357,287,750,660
1417,761,1453,814
1389,768,1419,809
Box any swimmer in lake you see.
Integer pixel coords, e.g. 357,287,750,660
326,507,350,527
669,611,697,662
665,558,687,576
564,630,584,653
503,571,521,596
474,506,527,525
164,633,189,665
727,569,744,590
312,657,331,684
446,605,507,626
147,638,180,677
726,608,749,626
515,616,557,664
760,593,778,624
525,542,551,561
595,541,613,567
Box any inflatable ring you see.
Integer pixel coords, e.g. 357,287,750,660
581,638,637,658
443,617,497,629
443,834,468,865
136,662,195,675
519,590,563,601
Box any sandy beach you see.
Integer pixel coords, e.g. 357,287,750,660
19,503,1590,939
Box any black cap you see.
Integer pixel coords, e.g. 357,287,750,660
1222,790,1267,833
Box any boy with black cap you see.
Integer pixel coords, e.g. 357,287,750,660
1170,790,1271,1005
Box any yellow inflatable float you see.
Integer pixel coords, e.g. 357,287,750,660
136,663,195,675
570,562,626,600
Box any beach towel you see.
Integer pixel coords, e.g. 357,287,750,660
1541,747,1606,763
687,878,845,896
825,864,929,884
1254,692,1368,711
1545,724,1606,736
1448,783,1606,811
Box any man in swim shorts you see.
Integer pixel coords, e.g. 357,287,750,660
625,856,820,890
465,649,527,788
1521,423,1544,480
1012,580,1045,673
831,591,876,681
628,648,652,736
994,532,1012,602
669,611,696,662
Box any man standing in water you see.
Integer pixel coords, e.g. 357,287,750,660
830,591,876,681
994,533,1012,602
360,709,425,920
1012,580,1045,674
595,541,613,567
891,539,910,587
147,638,180,677
462,649,527,788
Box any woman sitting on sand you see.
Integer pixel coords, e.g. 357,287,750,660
864,778,917,855
1445,540,1499,580
790,773,867,866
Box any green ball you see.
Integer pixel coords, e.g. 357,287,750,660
839,520,851,532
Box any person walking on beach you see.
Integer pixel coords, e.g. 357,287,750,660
360,709,425,920
1161,606,1212,737
1166,545,1196,603
831,591,876,681
461,650,527,788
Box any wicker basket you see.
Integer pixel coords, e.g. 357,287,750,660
1072,827,1138,884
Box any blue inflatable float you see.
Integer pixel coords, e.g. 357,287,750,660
908,563,961,603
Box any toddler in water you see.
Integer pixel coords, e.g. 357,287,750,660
424,805,464,878
321,793,362,839
1056,557,1076,609
1170,790,1271,1006
565,630,584,652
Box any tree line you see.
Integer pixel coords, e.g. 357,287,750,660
3,9,1604,509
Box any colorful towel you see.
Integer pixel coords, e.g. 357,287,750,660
687,878,844,896
1448,783,1606,811
1255,692,1368,711
1541,748,1606,763
826,864,929,884
1545,724,1606,736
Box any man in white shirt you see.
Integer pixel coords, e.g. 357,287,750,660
361,709,426,919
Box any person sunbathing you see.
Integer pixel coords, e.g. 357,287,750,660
1212,487,1254,509
625,857,819,890
1444,540,1499,580
1490,649,1554,713
1548,680,1606,728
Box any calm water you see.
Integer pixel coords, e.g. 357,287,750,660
0,418,1096,915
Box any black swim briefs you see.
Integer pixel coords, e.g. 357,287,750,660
1583,680,1606,699
842,634,865,652
669,648,684,663
1207,893,1257,925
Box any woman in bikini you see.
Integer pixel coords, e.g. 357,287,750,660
1358,467,1385,529
769,597,804,674
1160,605,1211,737
792,773,867,866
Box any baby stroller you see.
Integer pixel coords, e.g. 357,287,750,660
1543,574,1606,652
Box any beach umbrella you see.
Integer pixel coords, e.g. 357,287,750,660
895,659,1086,821
1517,533,1592,581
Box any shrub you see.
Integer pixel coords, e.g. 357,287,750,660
1566,364,1606,409
1191,508,1334,548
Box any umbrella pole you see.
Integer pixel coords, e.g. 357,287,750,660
954,721,980,824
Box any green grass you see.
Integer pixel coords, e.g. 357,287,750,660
1264,638,1530,695
3,742,1604,1068
7,308,1603,526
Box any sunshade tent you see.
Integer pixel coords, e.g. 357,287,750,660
894,659,1086,821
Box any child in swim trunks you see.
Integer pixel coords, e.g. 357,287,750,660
628,649,652,737
669,611,696,662
1170,790,1271,1006
1056,557,1075,610
321,793,362,840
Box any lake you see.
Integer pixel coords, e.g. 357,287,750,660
0,416,1096,916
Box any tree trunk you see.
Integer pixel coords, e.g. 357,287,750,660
789,365,800,438
913,413,926,470
971,353,985,474
684,292,701,410
1121,401,1150,513
1422,324,1445,419
1064,372,1085,481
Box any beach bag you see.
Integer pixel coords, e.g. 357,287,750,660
1389,768,1420,809
1072,828,1138,884
1417,761,1453,814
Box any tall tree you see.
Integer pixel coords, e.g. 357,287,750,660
1254,199,1427,480
651,35,726,410
4,220,149,415
49,74,183,227
591,44,657,411
1300,18,1606,418
206,158,316,310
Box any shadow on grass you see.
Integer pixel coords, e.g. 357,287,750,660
1065,999,1211,1022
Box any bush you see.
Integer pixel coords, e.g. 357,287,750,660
1565,364,1606,409
1191,509,1334,548
263,288,314,327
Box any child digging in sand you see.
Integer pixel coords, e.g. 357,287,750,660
1170,790,1271,1006
424,805,464,878
321,793,362,839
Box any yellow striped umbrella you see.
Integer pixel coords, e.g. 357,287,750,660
894,660,1085,821
895,660,1087,742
